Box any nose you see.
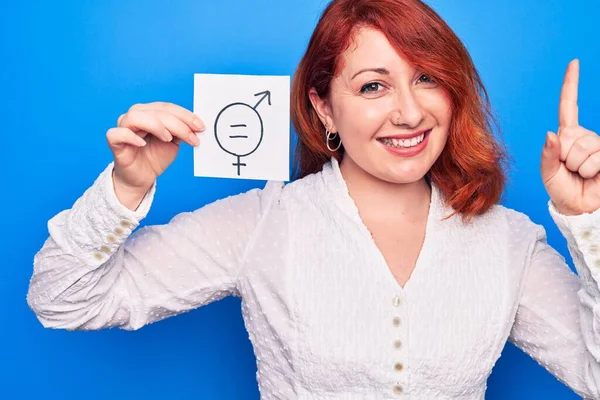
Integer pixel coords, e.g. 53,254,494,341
389,88,425,128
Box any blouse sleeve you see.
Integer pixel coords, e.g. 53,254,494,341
508,201,600,399
26,162,272,331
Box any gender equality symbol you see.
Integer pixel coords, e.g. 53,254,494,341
214,90,271,176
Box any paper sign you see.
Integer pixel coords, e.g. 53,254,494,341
193,73,290,181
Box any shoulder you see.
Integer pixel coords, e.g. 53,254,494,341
203,180,285,216
467,203,547,244
438,197,547,253
190,167,325,220
262,168,327,211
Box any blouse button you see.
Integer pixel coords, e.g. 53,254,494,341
392,317,401,327
595,259,600,268
100,245,111,253
107,234,117,243
393,339,402,349
581,230,593,239
392,384,403,394
120,220,132,228
93,252,104,261
394,362,404,372
392,295,401,307
114,226,125,235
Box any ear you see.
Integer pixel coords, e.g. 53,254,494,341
308,88,336,132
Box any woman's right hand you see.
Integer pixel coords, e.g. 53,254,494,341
106,102,205,210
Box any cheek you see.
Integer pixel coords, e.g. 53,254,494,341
413,90,452,153
334,98,389,137
422,91,452,126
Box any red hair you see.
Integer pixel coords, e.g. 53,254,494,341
290,0,509,221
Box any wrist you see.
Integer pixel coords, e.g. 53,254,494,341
112,170,153,211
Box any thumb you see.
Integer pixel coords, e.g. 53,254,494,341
540,131,562,183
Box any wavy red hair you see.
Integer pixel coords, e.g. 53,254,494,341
290,0,509,221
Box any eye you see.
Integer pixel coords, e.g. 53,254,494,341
360,82,384,94
417,74,436,84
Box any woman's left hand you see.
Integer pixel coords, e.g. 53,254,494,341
540,59,600,216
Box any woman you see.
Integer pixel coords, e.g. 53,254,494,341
27,0,600,398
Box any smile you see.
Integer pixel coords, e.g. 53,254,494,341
377,130,431,148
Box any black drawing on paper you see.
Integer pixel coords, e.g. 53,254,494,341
214,90,271,176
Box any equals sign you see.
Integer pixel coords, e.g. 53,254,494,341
229,124,248,138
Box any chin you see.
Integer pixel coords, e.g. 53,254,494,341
384,171,429,185
370,161,431,185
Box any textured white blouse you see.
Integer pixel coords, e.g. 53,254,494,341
27,157,600,399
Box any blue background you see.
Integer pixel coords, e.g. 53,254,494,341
1,0,599,398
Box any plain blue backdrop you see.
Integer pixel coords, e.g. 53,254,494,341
2,0,599,399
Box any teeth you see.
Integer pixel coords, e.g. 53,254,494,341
379,133,425,148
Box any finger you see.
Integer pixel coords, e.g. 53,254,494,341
558,59,579,128
118,109,172,142
558,126,596,162
565,134,600,172
578,152,600,179
106,127,147,150
154,110,200,147
135,102,205,132
541,131,562,184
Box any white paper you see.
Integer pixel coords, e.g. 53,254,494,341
193,73,290,181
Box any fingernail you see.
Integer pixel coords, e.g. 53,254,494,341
545,132,552,148
189,132,200,146
193,118,205,131
164,129,173,141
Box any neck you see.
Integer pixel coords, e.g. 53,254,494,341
339,156,431,222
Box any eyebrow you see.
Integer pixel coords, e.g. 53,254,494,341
351,67,390,80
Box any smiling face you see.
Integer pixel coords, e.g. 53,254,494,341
309,27,453,185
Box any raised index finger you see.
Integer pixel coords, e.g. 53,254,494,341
558,59,579,128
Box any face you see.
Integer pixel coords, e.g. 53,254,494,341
309,27,452,185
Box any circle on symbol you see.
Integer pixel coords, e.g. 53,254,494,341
214,102,263,157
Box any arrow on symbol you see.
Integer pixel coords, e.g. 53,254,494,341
253,90,271,109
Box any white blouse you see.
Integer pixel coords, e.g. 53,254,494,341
27,157,600,399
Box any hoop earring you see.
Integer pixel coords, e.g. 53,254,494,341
326,129,342,152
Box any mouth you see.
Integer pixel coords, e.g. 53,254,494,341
376,129,432,149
